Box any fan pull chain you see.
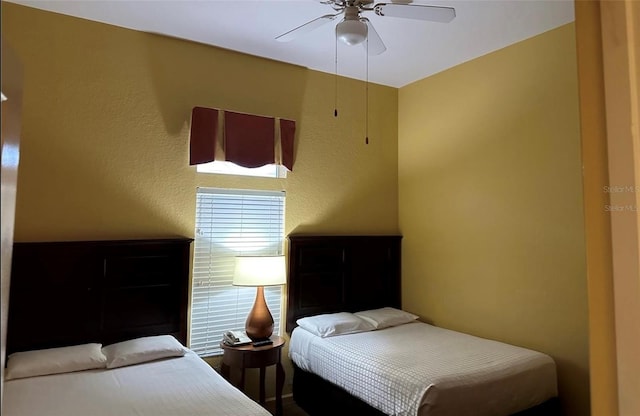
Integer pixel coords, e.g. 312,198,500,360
334,33,338,117
365,35,369,145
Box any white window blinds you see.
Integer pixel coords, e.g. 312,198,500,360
190,188,285,356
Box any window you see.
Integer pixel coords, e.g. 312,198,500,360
196,161,287,178
190,188,285,356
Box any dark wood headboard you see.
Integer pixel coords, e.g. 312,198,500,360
286,235,402,333
6,238,193,356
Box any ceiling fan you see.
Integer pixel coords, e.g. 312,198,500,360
275,0,456,56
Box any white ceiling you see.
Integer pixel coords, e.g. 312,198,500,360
7,0,575,88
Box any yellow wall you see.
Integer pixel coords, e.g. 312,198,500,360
398,24,589,416
1,2,399,241
1,1,399,397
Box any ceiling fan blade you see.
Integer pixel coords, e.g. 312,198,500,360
373,3,455,23
361,18,386,55
276,13,341,42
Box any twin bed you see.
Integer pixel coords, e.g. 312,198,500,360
3,238,271,416
286,235,560,416
4,236,559,416
287,311,558,416
3,336,270,416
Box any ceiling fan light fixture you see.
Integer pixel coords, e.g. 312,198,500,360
336,19,367,46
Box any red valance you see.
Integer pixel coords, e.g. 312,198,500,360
189,107,218,166
189,107,296,171
280,119,295,171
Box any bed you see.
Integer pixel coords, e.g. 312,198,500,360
3,238,272,416
286,234,560,416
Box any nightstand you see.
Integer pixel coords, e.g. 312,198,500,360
220,336,285,416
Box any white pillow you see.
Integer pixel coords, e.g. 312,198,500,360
355,307,419,329
5,343,107,380
102,335,188,369
296,312,374,338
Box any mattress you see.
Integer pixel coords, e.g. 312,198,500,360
289,321,557,416
3,350,271,416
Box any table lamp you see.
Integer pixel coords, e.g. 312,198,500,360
233,256,286,341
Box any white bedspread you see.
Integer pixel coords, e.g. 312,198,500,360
3,350,271,416
289,322,557,416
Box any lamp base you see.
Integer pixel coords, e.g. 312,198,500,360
245,286,274,341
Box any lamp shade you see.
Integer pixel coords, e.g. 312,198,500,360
233,256,286,287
